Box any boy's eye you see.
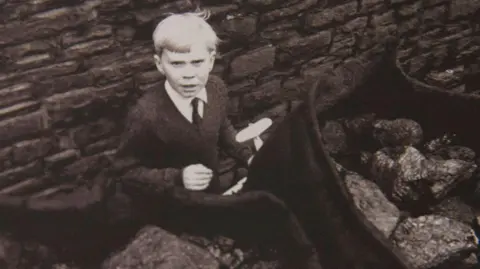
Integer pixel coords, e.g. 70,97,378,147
170,61,184,66
192,60,204,64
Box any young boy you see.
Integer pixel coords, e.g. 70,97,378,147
116,10,322,269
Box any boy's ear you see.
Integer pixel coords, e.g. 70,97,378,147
153,54,165,75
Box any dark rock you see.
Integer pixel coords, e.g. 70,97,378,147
70,119,117,148
40,72,94,96
0,161,43,189
430,146,476,162
63,39,116,59
425,67,464,89
102,226,221,269
321,120,348,155
229,46,276,80
304,1,357,28
260,0,317,23
220,15,257,39
371,146,477,204
277,31,331,63
430,196,475,225
61,24,113,47
372,118,423,147
450,0,479,19
343,113,376,138
0,111,47,145
391,215,478,269
345,170,400,237
12,138,54,165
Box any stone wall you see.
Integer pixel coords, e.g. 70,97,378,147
0,0,478,197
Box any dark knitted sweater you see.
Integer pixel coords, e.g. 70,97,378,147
115,75,252,195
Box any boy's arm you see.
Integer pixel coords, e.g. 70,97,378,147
112,105,183,195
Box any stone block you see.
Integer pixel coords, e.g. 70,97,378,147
228,79,256,94
0,83,34,108
98,0,131,10
61,24,114,47
0,161,43,190
0,111,47,145
371,11,395,27
450,0,480,19
341,17,368,32
13,54,55,69
0,2,98,46
398,1,421,17
63,38,116,59
0,147,12,171
84,136,120,155
63,153,111,177
44,87,96,124
70,119,117,148
45,149,80,170
40,72,94,96
260,20,300,41
132,0,191,25
220,15,257,39
424,5,447,22
90,61,133,86
305,1,357,28
229,45,276,80
247,0,280,6
134,70,163,85
115,26,136,45
330,33,355,57
0,101,41,121
20,61,81,82
12,138,54,165
360,0,384,12
242,79,283,109
260,0,317,23
94,79,133,101
2,39,56,59
277,31,331,63
398,17,420,35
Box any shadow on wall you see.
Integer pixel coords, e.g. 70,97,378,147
0,0,478,197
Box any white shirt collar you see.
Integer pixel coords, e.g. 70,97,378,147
164,80,208,104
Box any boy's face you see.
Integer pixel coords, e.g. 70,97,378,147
154,44,215,98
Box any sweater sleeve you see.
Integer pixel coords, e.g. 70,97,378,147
213,76,253,166
113,104,183,195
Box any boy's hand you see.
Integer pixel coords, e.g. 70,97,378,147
182,164,213,191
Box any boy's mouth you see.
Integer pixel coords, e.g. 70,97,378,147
182,84,197,88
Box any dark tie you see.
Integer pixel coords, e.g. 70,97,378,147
191,97,202,128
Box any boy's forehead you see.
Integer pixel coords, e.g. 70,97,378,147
163,44,212,60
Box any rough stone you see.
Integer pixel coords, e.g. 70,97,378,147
372,118,423,147
0,111,47,145
305,1,357,28
260,0,317,23
398,2,421,17
392,215,478,269
61,24,113,47
450,0,480,19
45,149,80,170
430,196,475,225
40,72,94,96
220,15,257,39
424,5,448,22
321,120,348,155
345,170,400,237
90,60,133,86
63,38,116,59
0,2,98,46
0,161,43,189
242,79,282,109
12,138,54,165
277,31,331,63
0,83,34,108
247,0,280,6
340,17,368,33
70,119,117,148
0,147,12,171
84,136,120,155
102,226,221,269
229,45,276,80
44,87,96,125
134,70,163,85
360,0,385,12
371,11,395,28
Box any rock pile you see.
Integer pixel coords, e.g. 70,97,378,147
322,114,480,269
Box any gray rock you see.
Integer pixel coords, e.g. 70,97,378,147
373,118,423,147
102,226,221,269
344,170,400,237
321,120,348,155
371,146,476,203
430,196,475,225
391,215,478,269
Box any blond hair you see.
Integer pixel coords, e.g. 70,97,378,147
152,10,219,55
